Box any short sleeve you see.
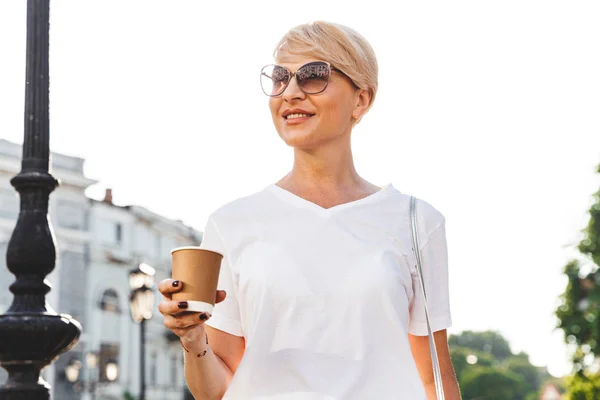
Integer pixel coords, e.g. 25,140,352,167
200,217,244,337
408,221,452,336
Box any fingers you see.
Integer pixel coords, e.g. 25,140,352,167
161,291,224,341
163,313,206,331
158,280,225,305
158,299,191,316
158,279,183,299
160,299,211,325
159,290,225,317
215,290,227,304
160,289,225,340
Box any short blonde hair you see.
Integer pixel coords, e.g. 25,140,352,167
274,21,379,116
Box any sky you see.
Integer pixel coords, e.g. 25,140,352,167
1,0,599,377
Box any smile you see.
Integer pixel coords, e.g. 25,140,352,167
284,113,313,125
285,113,313,119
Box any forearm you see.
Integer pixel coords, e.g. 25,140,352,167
423,375,461,400
183,341,233,400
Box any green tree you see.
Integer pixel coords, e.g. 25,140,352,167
504,355,541,395
450,346,495,381
566,373,600,400
448,330,513,361
555,164,600,397
449,331,548,399
461,366,528,400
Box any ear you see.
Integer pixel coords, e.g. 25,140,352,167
351,89,372,122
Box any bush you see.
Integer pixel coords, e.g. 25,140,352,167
461,366,528,400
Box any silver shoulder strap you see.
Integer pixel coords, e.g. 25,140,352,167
409,196,445,400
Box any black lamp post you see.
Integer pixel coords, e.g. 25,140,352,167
129,263,155,400
0,1,81,399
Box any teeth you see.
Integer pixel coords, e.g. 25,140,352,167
286,113,311,119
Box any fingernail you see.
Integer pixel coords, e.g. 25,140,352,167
199,313,208,321
172,280,180,288
178,301,188,309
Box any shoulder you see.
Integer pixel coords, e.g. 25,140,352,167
388,186,446,238
205,185,275,229
413,196,446,234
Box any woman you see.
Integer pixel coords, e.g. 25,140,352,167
159,21,461,399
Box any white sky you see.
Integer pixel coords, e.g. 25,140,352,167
1,1,599,377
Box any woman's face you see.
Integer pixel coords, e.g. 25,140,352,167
268,55,369,150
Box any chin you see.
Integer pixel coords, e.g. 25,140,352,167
280,132,335,151
280,134,316,149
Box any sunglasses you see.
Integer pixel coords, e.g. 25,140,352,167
260,61,343,97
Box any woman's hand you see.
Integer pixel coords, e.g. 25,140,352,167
158,279,226,351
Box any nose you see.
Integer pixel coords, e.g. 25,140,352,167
282,74,306,102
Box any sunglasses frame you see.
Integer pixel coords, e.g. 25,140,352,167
260,61,344,97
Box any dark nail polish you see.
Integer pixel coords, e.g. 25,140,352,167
199,313,208,321
172,280,180,288
178,301,188,309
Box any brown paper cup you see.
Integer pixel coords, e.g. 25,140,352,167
170,247,223,314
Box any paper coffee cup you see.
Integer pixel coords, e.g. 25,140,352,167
170,247,223,314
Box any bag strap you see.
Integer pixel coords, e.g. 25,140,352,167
409,196,445,400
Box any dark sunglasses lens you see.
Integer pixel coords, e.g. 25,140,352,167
296,62,330,94
261,65,290,96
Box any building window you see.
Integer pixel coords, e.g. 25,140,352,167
99,219,123,247
115,223,122,244
150,353,157,386
99,289,120,313
98,343,119,383
58,251,86,323
170,354,178,386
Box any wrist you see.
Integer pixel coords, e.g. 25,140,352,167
180,333,210,358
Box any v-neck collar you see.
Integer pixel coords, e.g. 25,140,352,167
268,183,394,216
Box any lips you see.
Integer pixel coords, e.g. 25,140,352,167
282,108,315,119
285,113,313,119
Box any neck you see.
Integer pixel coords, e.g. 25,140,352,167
283,136,361,191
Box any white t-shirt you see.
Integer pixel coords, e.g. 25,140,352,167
201,184,452,400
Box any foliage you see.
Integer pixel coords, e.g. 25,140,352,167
565,373,600,400
555,164,600,397
524,391,541,400
460,366,528,400
449,330,551,399
448,330,513,362
504,355,542,394
122,391,136,400
450,345,494,380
